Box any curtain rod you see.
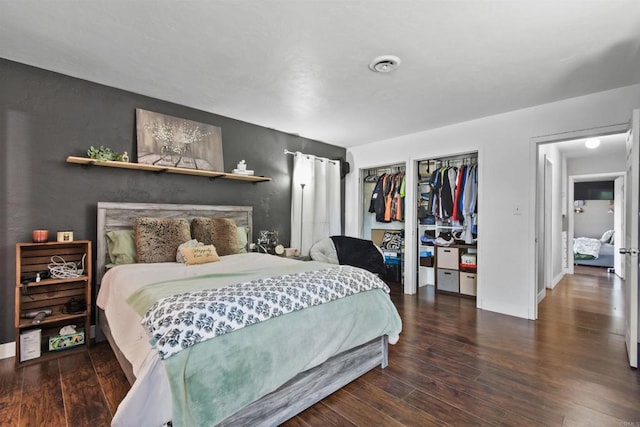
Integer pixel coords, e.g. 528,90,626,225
284,149,338,165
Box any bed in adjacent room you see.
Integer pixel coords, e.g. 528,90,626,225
573,230,615,268
95,202,402,426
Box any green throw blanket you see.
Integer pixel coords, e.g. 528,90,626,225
128,261,402,426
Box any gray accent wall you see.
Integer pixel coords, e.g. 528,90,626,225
0,59,346,345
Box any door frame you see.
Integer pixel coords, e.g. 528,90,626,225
529,122,629,320
544,157,553,289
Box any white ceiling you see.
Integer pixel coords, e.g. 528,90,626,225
2,1,640,148
553,132,627,159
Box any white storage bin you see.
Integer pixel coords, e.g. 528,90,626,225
437,246,459,270
460,272,477,296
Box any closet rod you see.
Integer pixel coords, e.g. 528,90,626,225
284,149,338,165
433,157,477,166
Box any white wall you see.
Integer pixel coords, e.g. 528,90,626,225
346,83,640,320
568,151,626,175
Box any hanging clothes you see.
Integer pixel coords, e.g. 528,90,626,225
429,166,442,217
426,162,479,223
461,164,478,243
399,173,406,221
452,165,467,222
390,172,404,221
383,173,395,222
368,170,406,223
368,174,388,222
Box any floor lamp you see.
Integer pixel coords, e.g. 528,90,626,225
300,182,306,255
295,164,312,255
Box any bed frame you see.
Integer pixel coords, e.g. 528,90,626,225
95,201,389,426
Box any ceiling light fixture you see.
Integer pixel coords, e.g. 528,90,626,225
369,55,401,73
585,138,601,149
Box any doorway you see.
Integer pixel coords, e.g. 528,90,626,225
568,173,623,277
532,129,628,321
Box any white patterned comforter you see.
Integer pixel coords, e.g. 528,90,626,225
142,266,389,359
574,237,601,258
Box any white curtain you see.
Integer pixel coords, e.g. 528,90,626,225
291,152,341,255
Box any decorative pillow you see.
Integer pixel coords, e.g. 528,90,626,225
191,217,240,256
600,229,614,244
236,226,249,253
180,245,220,265
310,237,339,264
380,231,403,250
134,217,191,263
106,230,137,266
176,239,204,263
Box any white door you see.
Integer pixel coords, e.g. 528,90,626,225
621,109,639,368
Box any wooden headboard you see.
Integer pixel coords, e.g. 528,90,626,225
96,202,253,285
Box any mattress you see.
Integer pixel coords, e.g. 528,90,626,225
574,242,615,268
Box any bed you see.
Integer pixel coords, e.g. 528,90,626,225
573,231,615,268
95,202,402,426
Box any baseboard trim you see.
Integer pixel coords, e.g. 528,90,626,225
547,273,564,290
537,288,546,303
0,342,16,360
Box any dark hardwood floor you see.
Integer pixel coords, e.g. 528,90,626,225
2,266,639,426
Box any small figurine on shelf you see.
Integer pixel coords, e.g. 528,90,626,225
233,159,254,176
121,151,130,162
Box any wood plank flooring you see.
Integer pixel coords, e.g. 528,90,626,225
1,266,638,426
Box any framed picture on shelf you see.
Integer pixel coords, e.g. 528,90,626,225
136,109,224,171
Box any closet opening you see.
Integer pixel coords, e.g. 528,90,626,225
416,152,478,299
361,164,406,288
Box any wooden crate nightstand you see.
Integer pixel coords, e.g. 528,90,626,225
15,240,92,367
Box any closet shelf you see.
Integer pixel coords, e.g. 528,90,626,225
419,224,464,230
66,156,272,183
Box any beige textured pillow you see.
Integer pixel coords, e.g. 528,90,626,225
134,217,191,263
180,245,220,265
191,217,240,256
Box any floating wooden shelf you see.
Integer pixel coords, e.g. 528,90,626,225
66,156,272,183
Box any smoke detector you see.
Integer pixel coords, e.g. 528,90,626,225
369,55,401,73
